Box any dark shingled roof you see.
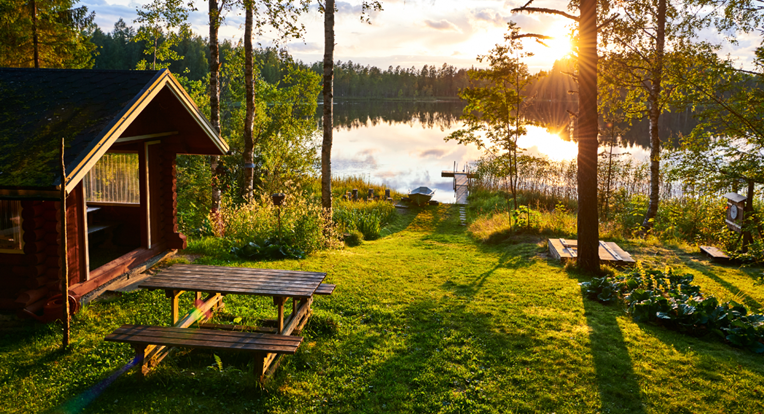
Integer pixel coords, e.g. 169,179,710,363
0,68,163,190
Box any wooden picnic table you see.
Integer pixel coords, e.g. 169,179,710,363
115,263,331,381
139,264,326,331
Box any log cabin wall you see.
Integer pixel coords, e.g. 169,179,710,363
0,185,85,312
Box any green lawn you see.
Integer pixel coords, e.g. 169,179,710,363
0,205,762,413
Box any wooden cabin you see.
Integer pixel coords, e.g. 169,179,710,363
0,68,228,318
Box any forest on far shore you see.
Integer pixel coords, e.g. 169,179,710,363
88,18,579,102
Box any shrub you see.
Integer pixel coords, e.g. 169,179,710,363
580,266,764,352
221,191,340,257
344,230,364,247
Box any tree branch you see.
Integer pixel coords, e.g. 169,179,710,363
511,6,579,22
597,13,620,30
511,33,554,41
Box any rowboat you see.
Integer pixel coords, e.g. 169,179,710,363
408,186,435,206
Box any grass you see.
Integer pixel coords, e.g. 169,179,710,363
0,205,762,413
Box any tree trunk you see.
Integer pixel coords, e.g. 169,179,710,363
60,139,69,348
641,0,666,231
32,0,38,68
576,0,600,273
242,1,255,200
321,0,335,212
209,0,221,212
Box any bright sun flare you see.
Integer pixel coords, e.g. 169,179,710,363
541,25,573,61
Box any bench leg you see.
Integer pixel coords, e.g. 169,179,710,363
253,352,268,384
131,344,149,377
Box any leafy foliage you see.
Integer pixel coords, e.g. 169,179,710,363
580,266,764,352
230,237,306,260
0,0,96,68
132,0,192,70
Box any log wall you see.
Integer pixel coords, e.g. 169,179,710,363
0,185,85,312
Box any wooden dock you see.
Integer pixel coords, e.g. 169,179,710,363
442,170,474,205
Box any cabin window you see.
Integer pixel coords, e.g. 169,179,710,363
0,200,22,252
84,153,140,204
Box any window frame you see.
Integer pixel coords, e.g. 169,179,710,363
0,200,24,254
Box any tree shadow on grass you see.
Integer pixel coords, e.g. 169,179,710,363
675,255,762,312
308,296,537,413
566,268,648,414
442,243,538,298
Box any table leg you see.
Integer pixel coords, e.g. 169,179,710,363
273,296,287,333
166,290,183,325
292,297,297,316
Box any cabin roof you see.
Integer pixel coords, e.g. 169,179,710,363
0,68,227,198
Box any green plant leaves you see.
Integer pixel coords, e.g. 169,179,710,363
580,266,764,352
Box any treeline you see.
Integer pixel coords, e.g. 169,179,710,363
90,18,293,84
308,61,470,99
86,20,595,104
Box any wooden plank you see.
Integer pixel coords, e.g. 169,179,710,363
700,245,730,260
605,242,636,264
106,325,301,353
314,283,336,295
170,264,326,277
198,323,278,334
140,281,317,298
141,279,322,293
109,325,302,345
599,241,622,261
69,244,166,297
143,272,324,286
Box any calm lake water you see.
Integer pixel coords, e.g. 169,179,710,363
320,101,695,203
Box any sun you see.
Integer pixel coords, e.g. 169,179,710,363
541,24,573,61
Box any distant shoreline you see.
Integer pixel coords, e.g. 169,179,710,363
318,97,464,104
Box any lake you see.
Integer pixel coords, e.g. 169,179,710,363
320,101,695,203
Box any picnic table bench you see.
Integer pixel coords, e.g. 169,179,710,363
106,325,302,380
105,264,334,383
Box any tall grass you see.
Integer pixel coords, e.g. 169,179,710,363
333,199,396,240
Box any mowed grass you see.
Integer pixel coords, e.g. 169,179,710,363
0,205,762,414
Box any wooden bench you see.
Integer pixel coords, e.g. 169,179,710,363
106,324,302,382
314,283,335,296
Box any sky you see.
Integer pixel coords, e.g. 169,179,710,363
82,0,760,73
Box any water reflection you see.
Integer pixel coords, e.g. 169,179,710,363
320,101,697,203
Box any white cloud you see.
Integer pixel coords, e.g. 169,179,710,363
423,19,461,32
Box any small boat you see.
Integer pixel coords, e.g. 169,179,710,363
408,186,435,206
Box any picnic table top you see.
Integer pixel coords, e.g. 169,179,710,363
139,264,327,299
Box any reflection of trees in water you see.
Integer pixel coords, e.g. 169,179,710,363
321,100,699,149
320,101,466,131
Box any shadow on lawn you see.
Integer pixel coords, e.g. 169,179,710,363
675,255,762,312
567,269,649,414
314,296,522,412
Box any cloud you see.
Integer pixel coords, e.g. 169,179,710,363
416,148,449,159
286,42,322,53
423,19,461,32
358,148,379,156
472,9,508,27
332,151,379,171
